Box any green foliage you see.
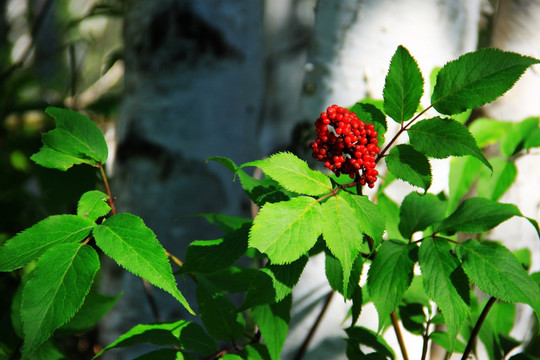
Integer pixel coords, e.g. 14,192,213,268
2,46,540,360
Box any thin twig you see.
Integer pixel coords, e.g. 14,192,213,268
293,291,335,360
98,165,117,215
461,297,496,360
391,310,409,360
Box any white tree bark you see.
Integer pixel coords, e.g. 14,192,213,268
99,1,264,358
283,1,488,359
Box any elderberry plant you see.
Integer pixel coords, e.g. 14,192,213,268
1,45,540,360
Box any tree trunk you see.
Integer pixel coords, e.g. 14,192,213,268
98,1,264,358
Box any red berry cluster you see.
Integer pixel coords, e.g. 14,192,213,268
310,105,380,188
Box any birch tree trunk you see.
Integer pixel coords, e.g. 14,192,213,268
282,1,486,359
98,1,264,358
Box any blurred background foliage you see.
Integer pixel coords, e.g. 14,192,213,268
0,1,124,357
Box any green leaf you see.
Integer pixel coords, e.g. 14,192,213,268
181,224,249,274
399,192,446,239
243,152,332,196
206,156,238,173
367,241,418,330
456,239,540,318
419,238,470,349
321,195,367,294
477,157,517,201
60,291,121,333
31,107,108,170
341,192,385,244
377,193,405,241
385,144,432,191
252,296,291,360
77,190,110,221
134,349,197,360
435,197,525,234
383,45,424,123
95,319,218,358
398,302,426,335
447,157,483,213
500,117,539,157
431,48,540,115
21,243,99,359
469,118,512,148
238,171,293,206
429,331,466,354
524,127,540,149
241,257,308,310
0,215,96,271
345,326,395,360
408,117,491,171
249,197,322,264
196,277,245,341
235,344,272,360
202,266,259,294
93,213,193,314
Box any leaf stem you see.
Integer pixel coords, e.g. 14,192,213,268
421,317,431,360
391,310,410,360
293,290,335,360
98,164,117,215
461,296,496,360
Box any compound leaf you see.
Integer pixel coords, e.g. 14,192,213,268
0,215,95,271
21,244,99,359
77,190,110,221
456,239,540,318
367,241,418,331
431,48,540,115
249,197,322,264
93,213,193,314
383,45,424,123
419,238,470,350
408,117,491,171
243,152,332,196
386,144,432,191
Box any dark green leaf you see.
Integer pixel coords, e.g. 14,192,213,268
252,296,291,360
345,326,395,360
429,331,466,354
367,241,417,330
241,257,307,310
21,244,99,359
325,251,364,300
181,224,249,274
206,156,238,173
398,302,425,335
235,344,272,360
456,239,540,318
134,349,197,360
202,266,259,294
195,213,251,234
0,215,95,271
385,144,432,191
93,213,193,314
77,190,110,221
94,319,218,358
431,48,540,115
435,197,525,235
197,277,245,341
60,291,120,332
238,171,293,206
349,102,387,143
249,197,322,264
408,117,491,171
419,238,470,349
398,192,446,239
383,45,424,123
243,152,332,196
